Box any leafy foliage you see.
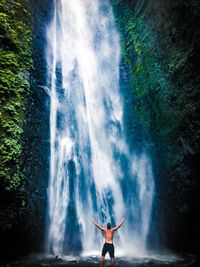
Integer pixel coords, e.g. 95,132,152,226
0,0,32,190
112,0,200,168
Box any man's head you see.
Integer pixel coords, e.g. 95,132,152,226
107,222,111,230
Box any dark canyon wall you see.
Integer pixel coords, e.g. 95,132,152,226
0,0,33,260
0,0,52,261
112,0,200,254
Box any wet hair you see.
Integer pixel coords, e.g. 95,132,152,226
107,223,111,230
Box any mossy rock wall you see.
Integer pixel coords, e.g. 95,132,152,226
0,0,52,261
0,0,32,191
113,0,200,254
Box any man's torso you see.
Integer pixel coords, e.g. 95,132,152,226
104,229,114,244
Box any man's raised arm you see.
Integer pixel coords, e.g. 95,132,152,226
112,218,125,231
92,218,105,231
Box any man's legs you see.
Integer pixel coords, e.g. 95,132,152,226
109,244,115,266
111,257,115,267
100,243,107,267
100,256,105,267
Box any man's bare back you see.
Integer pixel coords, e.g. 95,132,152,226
104,229,114,244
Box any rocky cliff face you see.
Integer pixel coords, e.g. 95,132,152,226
0,0,52,261
0,0,33,260
113,0,200,254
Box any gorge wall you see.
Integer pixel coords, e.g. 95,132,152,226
112,0,200,254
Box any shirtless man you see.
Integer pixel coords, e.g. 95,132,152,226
92,218,125,267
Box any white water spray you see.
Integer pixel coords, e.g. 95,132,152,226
46,0,154,256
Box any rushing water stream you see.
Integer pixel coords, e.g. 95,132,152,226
46,0,154,256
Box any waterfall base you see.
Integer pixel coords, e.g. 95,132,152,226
3,253,197,267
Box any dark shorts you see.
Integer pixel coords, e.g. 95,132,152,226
101,243,115,258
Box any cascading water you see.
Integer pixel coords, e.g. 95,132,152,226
46,0,155,257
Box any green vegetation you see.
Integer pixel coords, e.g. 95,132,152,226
0,0,32,190
112,0,200,169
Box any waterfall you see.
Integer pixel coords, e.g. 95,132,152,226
46,0,154,257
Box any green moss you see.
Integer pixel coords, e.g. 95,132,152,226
112,1,180,167
113,0,200,170
0,0,32,191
